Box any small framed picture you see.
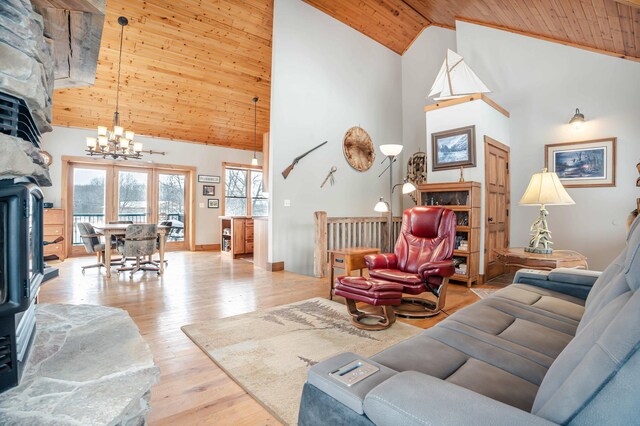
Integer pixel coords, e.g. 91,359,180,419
432,125,476,171
545,138,616,188
198,175,220,184
202,185,215,196
208,199,219,209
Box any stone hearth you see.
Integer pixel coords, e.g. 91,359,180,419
0,304,160,425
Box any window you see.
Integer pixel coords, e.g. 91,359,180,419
224,165,267,217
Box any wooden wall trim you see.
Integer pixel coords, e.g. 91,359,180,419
424,93,510,118
267,261,285,272
455,17,640,63
195,244,220,251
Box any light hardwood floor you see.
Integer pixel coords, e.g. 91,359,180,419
39,251,509,425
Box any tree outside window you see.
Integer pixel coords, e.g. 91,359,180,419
224,166,267,216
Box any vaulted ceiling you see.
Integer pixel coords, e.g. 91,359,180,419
52,0,639,151
52,0,273,150
304,0,640,59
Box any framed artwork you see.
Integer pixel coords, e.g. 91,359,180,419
198,175,220,183
208,199,219,209
545,138,616,188
431,125,476,171
202,185,215,196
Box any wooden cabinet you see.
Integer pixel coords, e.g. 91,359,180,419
44,208,66,261
220,216,254,258
417,182,481,287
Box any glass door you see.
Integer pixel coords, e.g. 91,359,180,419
157,171,188,250
115,168,151,224
70,166,111,255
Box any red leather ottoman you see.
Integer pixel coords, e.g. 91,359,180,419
334,276,403,330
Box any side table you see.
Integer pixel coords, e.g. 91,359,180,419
328,247,380,299
494,248,588,274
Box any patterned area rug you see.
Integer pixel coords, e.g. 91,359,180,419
471,287,501,299
181,297,422,425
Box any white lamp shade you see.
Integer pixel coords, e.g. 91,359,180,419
86,137,97,148
251,157,259,166
402,181,417,194
374,198,389,212
120,139,130,149
133,142,143,152
519,169,575,206
380,144,403,157
125,131,135,140
98,136,108,146
114,126,124,136
97,126,108,136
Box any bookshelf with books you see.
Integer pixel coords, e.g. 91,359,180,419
417,181,481,287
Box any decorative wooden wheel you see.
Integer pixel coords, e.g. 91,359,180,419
343,126,375,172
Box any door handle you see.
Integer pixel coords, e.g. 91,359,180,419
488,217,494,223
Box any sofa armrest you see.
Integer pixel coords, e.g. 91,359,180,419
364,253,397,270
514,268,602,300
417,260,455,281
363,371,556,426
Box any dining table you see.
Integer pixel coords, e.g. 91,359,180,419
93,223,170,278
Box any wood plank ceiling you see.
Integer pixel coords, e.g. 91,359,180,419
52,0,273,150
304,0,640,60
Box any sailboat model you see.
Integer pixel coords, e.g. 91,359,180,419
428,49,490,101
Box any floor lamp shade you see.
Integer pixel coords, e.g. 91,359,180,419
519,169,575,206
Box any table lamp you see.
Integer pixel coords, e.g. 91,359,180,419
519,168,574,254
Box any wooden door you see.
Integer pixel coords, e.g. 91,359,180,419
233,218,246,255
484,137,510,280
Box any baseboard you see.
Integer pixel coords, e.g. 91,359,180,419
267,261,285,272
195,244,220,251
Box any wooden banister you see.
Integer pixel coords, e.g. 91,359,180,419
313,212,402,277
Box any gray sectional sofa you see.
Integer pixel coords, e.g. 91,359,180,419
298,219,640,425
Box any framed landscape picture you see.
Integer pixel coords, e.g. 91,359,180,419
198,175,220,183
432,125,476,171
545,138,616,188
202,185,215,196
208,199,219,209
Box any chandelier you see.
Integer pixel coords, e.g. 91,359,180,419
86,16,142,160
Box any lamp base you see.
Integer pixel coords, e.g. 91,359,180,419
524,246,553,254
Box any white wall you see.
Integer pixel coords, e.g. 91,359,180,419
269,0,403,274
400,26,457,209
456,21,640,270
401,26,457,157
41,126,258,246
424,100,510,274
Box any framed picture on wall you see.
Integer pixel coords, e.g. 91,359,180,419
202,185,215,196
208,199,219,209
198,175,220,183
431,125,476,171
545,138,616,188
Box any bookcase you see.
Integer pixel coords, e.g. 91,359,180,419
417,182,481,287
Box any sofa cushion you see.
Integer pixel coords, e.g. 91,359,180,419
369,269,422,285
493,283,585,322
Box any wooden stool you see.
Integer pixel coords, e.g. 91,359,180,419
334,276,403,331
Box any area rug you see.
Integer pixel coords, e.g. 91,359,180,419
471,287,500,299
181,297,422,425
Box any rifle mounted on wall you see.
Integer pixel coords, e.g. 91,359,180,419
282,141,328,179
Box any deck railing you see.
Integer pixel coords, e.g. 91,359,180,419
72,213,184,244
313,211,402,278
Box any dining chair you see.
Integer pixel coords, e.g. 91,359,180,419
76,222,122,274
116,224,160,278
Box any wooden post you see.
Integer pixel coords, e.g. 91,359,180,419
314,211,328,278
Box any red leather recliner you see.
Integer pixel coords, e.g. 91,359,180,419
364,206,456,317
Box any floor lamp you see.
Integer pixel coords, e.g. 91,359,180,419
374,144,416,252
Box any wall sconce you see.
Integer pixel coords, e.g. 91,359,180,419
569,108,585,130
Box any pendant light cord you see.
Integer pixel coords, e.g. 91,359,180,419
253,97,258,157
115,22,125,115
